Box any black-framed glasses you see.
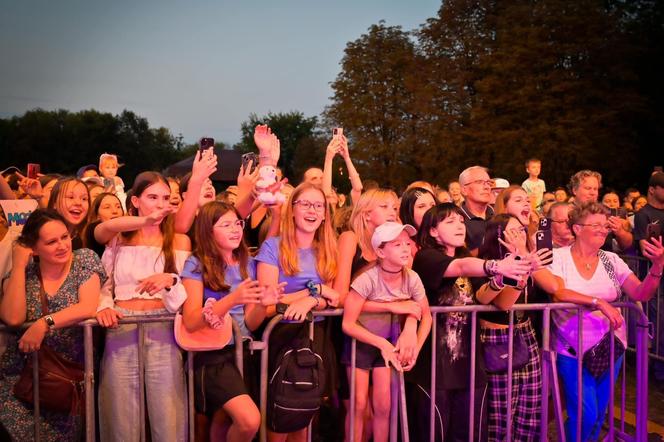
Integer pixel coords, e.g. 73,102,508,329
293,200,326,212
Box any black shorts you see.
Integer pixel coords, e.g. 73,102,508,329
340,334,387,370
194,347,249,417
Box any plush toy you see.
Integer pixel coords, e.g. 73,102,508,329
254,125,285,205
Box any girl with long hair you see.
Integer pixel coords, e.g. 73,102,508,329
181,202,264,441
95,171,191,441
247,182,341,442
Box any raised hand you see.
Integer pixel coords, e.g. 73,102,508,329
17,173,43,199
261,282,287,306
643,236,664,268
191,148,218,182
527,248,554,271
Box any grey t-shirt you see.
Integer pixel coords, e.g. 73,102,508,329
350,265,426,338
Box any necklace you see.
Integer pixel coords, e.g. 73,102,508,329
572,246,597,271
380,266,402,274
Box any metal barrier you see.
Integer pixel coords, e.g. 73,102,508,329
0,301,652,441
619,254,664,362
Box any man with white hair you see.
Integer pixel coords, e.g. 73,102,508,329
458,166,494,254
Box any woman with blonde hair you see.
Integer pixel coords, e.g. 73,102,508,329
247,182,341,442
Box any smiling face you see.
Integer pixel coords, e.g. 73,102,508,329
429,212,466,251
56,181,90,227
97,194,123,222
505,188,531,226
34,220,72,266
131,181,171,219
376,230,413,268
292,188,327,235
574,176,600,203
213,210,244,252
413,192,436,228
573,213,609,249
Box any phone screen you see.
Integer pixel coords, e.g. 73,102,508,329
27,163,40,179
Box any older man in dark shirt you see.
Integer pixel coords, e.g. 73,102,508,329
458,166,494,255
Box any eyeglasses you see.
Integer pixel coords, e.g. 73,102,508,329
576,223,610,231
464,179,492,187
215,219,246,230
293,200,326,212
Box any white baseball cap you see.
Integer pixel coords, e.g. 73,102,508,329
492,178,510,189
371,222,417,251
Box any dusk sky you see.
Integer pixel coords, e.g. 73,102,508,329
0,0,440,146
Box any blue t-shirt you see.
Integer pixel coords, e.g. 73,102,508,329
180,255,256,344
255,236,324,322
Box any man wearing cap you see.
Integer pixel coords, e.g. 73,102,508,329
490,178,510,207
458,166,494,255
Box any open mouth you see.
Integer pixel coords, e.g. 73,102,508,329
69,208,84,219
303,216,319,225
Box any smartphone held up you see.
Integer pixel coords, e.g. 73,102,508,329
199,137,214,152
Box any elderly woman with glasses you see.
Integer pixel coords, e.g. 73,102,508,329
548,201,663,441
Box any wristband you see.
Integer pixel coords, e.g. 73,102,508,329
484,259,499,277
489,276,504,291
165,274,180,291
649,269,663,278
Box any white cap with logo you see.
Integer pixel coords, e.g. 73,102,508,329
371,222,417,251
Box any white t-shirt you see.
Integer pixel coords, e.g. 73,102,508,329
548,246,632,357
522,178,546,209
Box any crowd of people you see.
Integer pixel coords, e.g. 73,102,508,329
0,129,663,442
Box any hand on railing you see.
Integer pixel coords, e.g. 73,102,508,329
379,340,403,372
382,300,422,320
18,319,48,353
596,299,624,330
394,325,417,371
282,297,317,321
96,308,124,328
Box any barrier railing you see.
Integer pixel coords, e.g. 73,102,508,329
0,300,651,441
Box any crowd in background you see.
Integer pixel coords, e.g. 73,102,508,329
0,131,663,442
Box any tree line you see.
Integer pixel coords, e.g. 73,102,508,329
2,0,662,193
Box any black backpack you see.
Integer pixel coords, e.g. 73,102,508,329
268,336,326,433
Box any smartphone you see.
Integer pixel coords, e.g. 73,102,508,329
609,207,627,219
241,152,258,174
502,256,522,287
199,137,214,152
333,127,343,137
538,217,551,231
275,302,313,322
647,222,662,241
536,229,553,252
26,163,40,179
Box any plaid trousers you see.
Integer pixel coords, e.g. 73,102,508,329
480,319,542,442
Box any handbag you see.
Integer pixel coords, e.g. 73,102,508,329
582,332,625,379
13,270,85,415
560,250,625,379
173,312,232,351
482,330,529,374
